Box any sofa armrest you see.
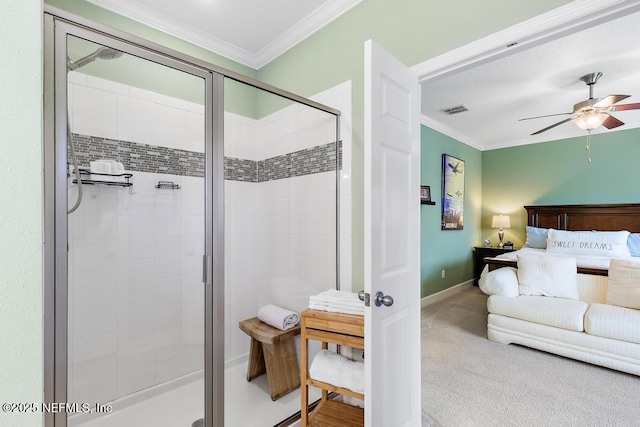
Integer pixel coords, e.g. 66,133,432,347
479,267,519,297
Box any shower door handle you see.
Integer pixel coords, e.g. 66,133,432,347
202,255,211,285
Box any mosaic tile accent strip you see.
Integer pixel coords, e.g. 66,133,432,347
69,134,205,177
258,141,342,182
69,134,341,182
224,157,257,182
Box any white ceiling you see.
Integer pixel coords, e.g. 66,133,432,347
88,0,361,69
420,9,640,151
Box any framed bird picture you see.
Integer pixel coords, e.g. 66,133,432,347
441,154,465,230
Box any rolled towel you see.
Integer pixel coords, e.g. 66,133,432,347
309,349,364,394
257,304,299,331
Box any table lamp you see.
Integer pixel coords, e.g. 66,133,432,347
492,214,511,248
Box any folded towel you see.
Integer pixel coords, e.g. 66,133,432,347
308,303,364,315
309,349,364,394
89,160,113,182
113,162,125,182
308,297,364,310
309,289,364,315
257,304,300,331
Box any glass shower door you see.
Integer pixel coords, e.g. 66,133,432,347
62,33,212,427
223,78,339,426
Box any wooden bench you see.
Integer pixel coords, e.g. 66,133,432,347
238,317,302,400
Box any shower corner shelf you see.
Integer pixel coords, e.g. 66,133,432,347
71,168,133,187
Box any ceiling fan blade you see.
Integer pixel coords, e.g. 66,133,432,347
530,117,575,135
519,112,573,121
602,113,624,129
592,94,630,109
609,102,640,112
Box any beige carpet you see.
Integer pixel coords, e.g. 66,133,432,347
421,286,640,426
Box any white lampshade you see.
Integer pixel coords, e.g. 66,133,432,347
491,215,511,229
574,112,608,131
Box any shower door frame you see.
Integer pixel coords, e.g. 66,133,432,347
43,5,342,427
44,14,220,427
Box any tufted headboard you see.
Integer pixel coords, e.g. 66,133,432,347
525,204,640,233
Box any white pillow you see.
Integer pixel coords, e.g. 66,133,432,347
607,258,640,310
546,229,631,258
479,267,519,297
517,254,579,300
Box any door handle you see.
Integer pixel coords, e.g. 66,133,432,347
358,290,370,307
374,291,394,307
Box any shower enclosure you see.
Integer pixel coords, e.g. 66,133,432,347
44,7,342,427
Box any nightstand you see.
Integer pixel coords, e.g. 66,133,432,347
473,246,517,286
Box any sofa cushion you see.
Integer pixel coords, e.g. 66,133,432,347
517,254,580,300
585,303,640,345
479,267,519,297
488,295,589,332
607,258,640,310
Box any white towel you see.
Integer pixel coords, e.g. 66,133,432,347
309,349,364,394
257,304,299,331
113,162,125,182
308,289,364,315
308,297,364,310
308,303,364,315
89,160,113,182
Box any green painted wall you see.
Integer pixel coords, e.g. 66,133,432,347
421,126,482,297
0,0,43,426
257,0,571,290
482,128,640,247
48,0,259,118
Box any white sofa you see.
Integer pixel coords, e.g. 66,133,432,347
479,266,640,376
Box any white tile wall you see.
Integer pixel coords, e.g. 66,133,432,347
68,171,205,404
68,71,205,153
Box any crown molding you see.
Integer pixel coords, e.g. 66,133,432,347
88,0,362,70
255,0,362,68
411,0,640,83
420,115,484,151
87,0,258,67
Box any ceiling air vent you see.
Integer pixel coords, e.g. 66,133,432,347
439,105,468,115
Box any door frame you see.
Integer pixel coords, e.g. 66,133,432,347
44,16,218,426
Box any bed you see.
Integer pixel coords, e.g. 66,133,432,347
480,203,640,376
485,203,640,275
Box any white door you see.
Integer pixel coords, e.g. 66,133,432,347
364,39,421,427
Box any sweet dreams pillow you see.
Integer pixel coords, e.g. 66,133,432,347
546,229,631,258
517,254,579,300
607,258,640,310
524,226,548,249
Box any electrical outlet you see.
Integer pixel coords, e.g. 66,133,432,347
441,269,446,279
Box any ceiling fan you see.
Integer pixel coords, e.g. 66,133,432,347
520,72,640,135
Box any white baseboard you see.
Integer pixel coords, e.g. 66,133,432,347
421,279,474,309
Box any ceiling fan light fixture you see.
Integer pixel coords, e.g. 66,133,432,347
574,112,608,131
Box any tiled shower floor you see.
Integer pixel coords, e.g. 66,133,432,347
72,362,320,427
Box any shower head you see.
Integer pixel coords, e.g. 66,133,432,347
67,47,123,71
